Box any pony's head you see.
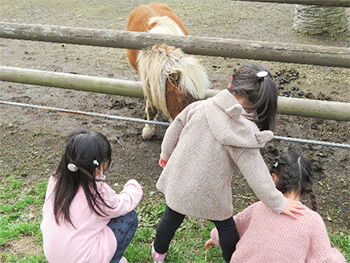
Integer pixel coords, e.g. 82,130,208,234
165,69,199,119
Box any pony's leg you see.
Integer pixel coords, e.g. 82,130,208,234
142,99,158,140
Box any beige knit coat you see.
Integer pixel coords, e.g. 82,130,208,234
156,90,287,221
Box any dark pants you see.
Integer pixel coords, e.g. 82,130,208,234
153,205,239,262
107,210,138,263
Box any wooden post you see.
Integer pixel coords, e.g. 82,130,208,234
233,0,350,7
0,22,349,68
1,66,349,121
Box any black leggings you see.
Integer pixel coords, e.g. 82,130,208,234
153,205,239,262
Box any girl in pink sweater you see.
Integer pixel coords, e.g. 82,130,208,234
205,150,345,262
152,63,305,263
41,129,143,263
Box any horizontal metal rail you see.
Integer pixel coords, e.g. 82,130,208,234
0,22,349,68
1,66,349,121
1,100,349,149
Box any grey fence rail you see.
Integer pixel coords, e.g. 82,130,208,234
0,22,349,68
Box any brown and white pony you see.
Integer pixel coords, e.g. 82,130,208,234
126,3,210,139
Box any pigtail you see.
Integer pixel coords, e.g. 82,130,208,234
305,188,317,211
254,75,278,131
229,63,278,131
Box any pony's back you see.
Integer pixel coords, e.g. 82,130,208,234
126,3,189,71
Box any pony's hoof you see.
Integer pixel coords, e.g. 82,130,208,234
142,125,155,140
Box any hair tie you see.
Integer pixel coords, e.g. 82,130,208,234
256,71,268,79
93,160,99,166
67,163,78,172
273,161,278,168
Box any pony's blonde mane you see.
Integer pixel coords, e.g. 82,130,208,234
137,44,210,117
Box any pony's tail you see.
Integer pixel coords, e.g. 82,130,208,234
137,44,210,116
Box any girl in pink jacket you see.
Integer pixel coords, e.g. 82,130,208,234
41,129,143,263
206,150,345,262
152,63,305,263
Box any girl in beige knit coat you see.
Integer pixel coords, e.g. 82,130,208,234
151,63,305,263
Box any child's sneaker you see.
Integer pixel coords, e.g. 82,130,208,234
151,242,166,263
119,256,128,263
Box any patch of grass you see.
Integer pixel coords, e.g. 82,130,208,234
0,174,47,247
1,253,47,263
0,175,348,262
124,194,350,262
329,232,350,260
124,195,223,262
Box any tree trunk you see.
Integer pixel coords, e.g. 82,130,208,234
293,5,348,35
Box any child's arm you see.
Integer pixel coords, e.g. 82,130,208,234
306,213,345,262
101,179,143,218
160,101,201,162
232,148,304,217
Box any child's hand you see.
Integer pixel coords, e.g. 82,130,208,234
204,238,214,250
282,199,306,219
159,158,167,168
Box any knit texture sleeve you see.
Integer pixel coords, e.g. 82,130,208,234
232,148,287,214
210,228,220,248
306,212,345,262
233,202,260,237
160,102,197,161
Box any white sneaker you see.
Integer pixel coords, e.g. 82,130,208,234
119,256,128,263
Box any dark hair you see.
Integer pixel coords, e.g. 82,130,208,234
228,63,278,131
271,150,317,211
53,129,112,226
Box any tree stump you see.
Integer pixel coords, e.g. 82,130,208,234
293,5,348,35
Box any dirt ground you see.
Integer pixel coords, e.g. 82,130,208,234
1,0,349,258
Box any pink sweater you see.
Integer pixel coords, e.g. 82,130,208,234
41,176,143,263
210,201,345,263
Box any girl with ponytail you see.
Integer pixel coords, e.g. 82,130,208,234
153,63,305,263
206,149,345,262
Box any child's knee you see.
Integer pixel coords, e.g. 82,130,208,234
127,210,139,227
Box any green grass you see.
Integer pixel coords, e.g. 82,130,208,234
124,197,223,263
0,174,348,262
1,254,47,263
0,175,46,246
329,232,350,260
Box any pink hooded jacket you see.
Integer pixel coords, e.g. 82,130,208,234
41,176,142,263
